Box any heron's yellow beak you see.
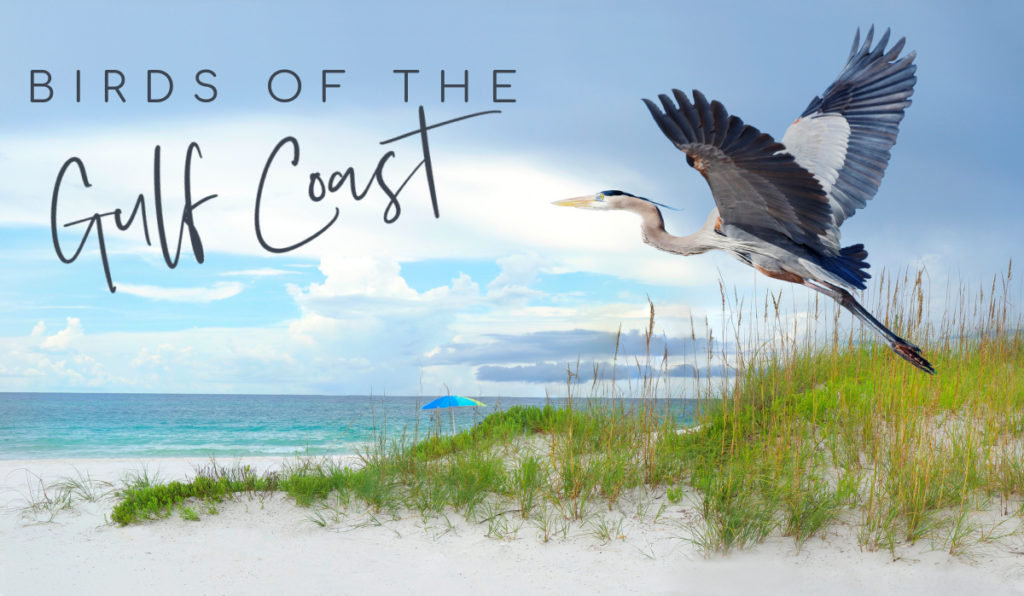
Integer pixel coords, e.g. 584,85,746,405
552,195,600,208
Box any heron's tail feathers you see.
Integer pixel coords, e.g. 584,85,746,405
825,244,871,290
835,286,935,375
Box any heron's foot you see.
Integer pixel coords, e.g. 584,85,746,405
892,342,936,375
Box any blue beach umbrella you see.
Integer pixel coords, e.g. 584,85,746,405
421,395,486,410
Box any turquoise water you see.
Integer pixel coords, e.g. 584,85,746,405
0,393,697,460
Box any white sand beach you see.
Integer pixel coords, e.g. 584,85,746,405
2,458,1023,595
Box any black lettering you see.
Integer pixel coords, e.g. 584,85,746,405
441,69,468,102
150,143,215,268
105,70,126,103
268,69,301,102
50,158,119,292
381,107,501,218
308,173,326,201
321,69,344,102
492,69,516,103
51,158,93,264
113,194,152,245
255,137,339,253
30,70,53,103
374,152,401,223
393,69,419,102
328,170,352,193
147,70,173,103
195,69,217,102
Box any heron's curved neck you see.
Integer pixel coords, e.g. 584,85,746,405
637,205,720,256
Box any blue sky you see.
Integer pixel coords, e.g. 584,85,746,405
1,1,1021,396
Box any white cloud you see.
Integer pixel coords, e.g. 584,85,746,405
303,255,420,300
116,281,244,302
0,114,743,395
0,283,719,396
287,255,483,371
220,268,297,277
41,317,83,351
486,253,544,303
0,115,721,289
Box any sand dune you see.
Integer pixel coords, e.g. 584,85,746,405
2,458,1023,595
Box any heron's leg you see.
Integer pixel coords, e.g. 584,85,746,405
751,263,933,373
801,281,906,346
801,280,935,374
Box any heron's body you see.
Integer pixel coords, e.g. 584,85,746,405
556,27,935,374
638,204,858,290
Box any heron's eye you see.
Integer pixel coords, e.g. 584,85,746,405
596,194,604,201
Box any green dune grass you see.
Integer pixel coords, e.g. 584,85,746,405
105,264,1022,556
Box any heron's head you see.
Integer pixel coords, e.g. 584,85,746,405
552,190,675,213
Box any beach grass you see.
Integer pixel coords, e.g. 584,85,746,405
101,263,1022,556
109,462,279,524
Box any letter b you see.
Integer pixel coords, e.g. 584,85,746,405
31,70,53,103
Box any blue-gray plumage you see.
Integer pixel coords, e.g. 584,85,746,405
554,26,933,374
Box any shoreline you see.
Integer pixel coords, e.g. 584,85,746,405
2,456,1023,595
0,454,362,467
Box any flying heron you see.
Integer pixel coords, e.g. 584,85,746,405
555,27,934,374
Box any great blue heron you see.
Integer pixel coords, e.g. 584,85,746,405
555,27,934,374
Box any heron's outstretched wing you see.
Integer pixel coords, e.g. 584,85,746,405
781,26,916,228
643,89,837,253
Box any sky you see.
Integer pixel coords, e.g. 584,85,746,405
1,0,1021,396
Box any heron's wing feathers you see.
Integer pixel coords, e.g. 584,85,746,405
643,89,837,253
781,26,916,228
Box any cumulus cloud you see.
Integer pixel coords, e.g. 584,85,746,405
301,255,423,300
485,253,544,303
41,317,83,351
288,255,482,365
131,344,196,370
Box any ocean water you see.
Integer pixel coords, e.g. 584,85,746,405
0,393,697,460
